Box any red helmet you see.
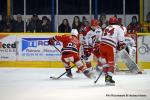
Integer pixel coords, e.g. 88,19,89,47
109,16,118,24
91,19,98,27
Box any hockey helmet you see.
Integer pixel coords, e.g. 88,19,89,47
109,16,118,24
71,29,79,37
91,19,99,27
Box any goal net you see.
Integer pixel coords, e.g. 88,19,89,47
116,33,150,72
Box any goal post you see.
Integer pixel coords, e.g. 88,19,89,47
137,33,150,70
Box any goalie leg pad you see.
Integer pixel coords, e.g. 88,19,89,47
119,49,140,74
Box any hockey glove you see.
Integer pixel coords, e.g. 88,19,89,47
84,48,92,57
117,42,126,51
48,37,55,45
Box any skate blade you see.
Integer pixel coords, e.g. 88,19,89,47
105,82,115,86
50,76,58,80
88,73,97,79
76,71,82,73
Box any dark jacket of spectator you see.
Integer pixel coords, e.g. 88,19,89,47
58,19,71,33
141,12,150,32
99,13,109,30
0,14,6,32
72,16,81,32
14,14,24,32
3,16,13,32
127,16,140,33
27,14,42,32
10,16,16,32
41,16,51,32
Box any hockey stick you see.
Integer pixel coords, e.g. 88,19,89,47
94,70,103,83
49,45,75,80
53,45,61,53
50,66,75,80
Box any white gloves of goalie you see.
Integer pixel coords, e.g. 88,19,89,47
129,46,136,57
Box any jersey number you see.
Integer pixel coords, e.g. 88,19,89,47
68,43,76,48
91,35,96,44
103,28,114,36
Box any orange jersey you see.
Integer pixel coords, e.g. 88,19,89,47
54,35,81,54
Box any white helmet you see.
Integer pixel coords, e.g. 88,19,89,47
71,29,78,37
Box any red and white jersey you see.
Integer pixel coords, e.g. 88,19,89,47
121,26,127,35
80,25,91,36
79,25,91,45
54,35,81,54
101,25,125,48
85,27,102,48
125,36,136,47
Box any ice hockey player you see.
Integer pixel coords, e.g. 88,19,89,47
78,19,91,73
116,20,142,74
114,17,127,71
117,18,127,35
84,19,103,71
48,29,94,79
123,33,142,74
99,16,125,85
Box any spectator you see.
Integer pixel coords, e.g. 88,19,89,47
58,19,71,33
27,14,42,32
72,16,81,32
99,13,109,30
0,14,6,32
10,15,16,32
80,16,90,33
3,16,13,32
127,16,140,33
141,12,150,32
81,16,89,26
114,14,118,19
41,16,51,32
14,14,24,32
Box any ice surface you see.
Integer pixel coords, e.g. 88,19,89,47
0,68,150,100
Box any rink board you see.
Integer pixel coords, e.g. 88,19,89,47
0,33,150,69
0,61,150,69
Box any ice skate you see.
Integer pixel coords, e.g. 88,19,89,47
105,75,115,86
66,69,73,78
83,70,96,79
76,69,82,73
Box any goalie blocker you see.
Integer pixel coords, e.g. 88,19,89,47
119,49,142,74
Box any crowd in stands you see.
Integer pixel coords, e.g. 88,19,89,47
0,14,52,32
0,12,150,33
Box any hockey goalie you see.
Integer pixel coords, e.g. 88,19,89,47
118,33,142,74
